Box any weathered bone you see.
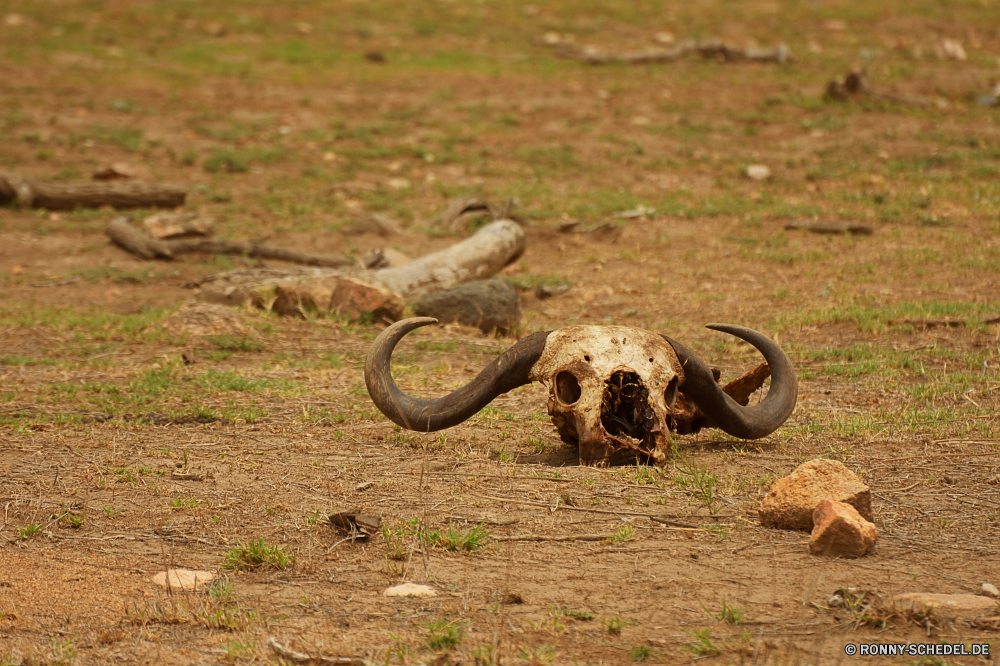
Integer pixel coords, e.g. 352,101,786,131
364,319,797,466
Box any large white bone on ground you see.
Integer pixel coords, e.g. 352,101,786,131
364,318,799,466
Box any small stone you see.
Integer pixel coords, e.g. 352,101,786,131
143,212,214,239
828,593,845,608
809,499,877,558
152,569,215,592
746,164,771,181
654,31,675,45
981,582,1000,598
204,21,227,36
3,13,27,27
93,162,153,180
759,458,872,531
939,38,967,61
413,279,521,336
892,592,998,618
384,582,437,598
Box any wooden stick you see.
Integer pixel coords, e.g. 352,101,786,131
374,219,525,300
549,38,791,65
105,218,352,267
106,217,174,260
785,222,874,236
0,170,185,210
265,638,362,665
164,239,352,268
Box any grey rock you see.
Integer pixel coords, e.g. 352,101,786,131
413,278,520,336
982,582,999,598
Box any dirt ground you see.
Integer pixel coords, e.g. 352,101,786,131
2,1,1000,664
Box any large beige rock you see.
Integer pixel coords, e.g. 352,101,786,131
892,593,998,618
151,568,215,592
271,275,404,322
809,499,877,558
759,458,872,531
383,582,437,598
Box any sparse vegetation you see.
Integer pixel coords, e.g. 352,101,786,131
2,0,1000,662
221,539,294,571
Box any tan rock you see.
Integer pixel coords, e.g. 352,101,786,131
271,275,404,322
893,593,998,617
93,162,154,180
759,458,872,531
151,568,215,592
809,499,877,558
143,212,214,239
383,582,437,598
161,303,247,337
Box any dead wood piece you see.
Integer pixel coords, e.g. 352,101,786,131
785,221,873,236
434,194,492,228
107,217,174,260
892,318,965,329
198,219,525,319
549,38,792,65
674,362,771,435
374,219,526,300
0,170,185,210
266,637,363,665
164,239,353,268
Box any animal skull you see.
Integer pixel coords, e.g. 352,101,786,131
529,326,680,465
365,318,798,466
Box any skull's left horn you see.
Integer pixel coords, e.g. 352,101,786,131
664,324,798,439
365,317,549,431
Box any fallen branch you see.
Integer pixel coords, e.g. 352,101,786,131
889,316,1000,329
198,219,526,319
785,221,874,236
0,170,185,210
548,37,792,65
107,216,174,260
266,637,363,665
165,239,353,268
106,218,352,267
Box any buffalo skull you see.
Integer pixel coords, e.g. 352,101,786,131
365,318,797,465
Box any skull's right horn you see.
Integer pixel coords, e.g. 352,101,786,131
663,324,798,439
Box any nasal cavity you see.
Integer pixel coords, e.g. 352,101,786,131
555,371,582,405
664,376,679,407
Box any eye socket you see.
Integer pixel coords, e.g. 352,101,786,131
555,371,582,406
664,376,679,407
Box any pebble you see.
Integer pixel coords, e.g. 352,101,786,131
151,569,215,592
746,164,771,181
384,582,437,598
981,582,999,598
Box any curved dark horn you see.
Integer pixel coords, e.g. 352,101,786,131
663,324,798,439
365,317,549,432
